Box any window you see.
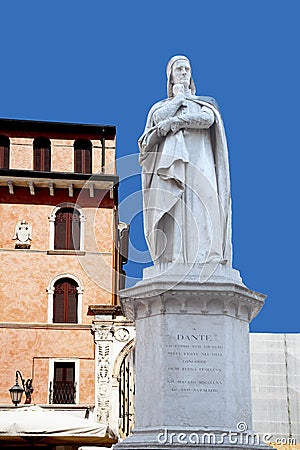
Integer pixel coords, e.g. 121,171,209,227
53,278,78,323
0,135,9,169
49,204,85,252
74,139,92,173
33,137,51,171
54,208,80,250
47,274,83,324
50,362,76,404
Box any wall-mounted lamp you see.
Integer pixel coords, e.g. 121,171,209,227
9,370,34,406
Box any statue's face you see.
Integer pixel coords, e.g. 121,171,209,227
171,59,191,87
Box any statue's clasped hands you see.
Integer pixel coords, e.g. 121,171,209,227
156,85,187,137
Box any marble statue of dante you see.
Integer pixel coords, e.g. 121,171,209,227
138,55,232,267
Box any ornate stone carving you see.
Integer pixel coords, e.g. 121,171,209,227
114,327,130,342
97,398,110,424
13,220,32,248
92,324,114,341
96,340,111,424
92,320,135,431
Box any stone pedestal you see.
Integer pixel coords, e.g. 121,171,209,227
115,264,267,450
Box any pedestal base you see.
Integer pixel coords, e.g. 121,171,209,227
143,262,244,285
115,426,269,450
117,264,266,449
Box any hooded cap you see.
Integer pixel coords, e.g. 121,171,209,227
166,55,196,98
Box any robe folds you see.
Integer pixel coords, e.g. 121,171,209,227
138,95,232,267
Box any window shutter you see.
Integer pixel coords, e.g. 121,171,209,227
54,211,68,249
53,281,65,323
42,147,51,171
53,279,78,324
55,208,81,251
0,145,9,169
84,148,92,173
54,366,64,382
66,283,78,323
74,148,82,173
70,211,80,250
33,138,51,171
0,147,4,169
65,366,75,382
0,136,9,169
34,148,41,171
74,140,92,173
3,146,9,169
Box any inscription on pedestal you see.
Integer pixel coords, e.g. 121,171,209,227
166,331,224,394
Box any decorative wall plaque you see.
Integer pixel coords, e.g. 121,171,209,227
13,220,32,248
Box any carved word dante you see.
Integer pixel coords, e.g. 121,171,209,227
177,334,212,341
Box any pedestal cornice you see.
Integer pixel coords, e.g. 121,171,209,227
120,276,266,323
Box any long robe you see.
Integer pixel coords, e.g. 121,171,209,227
138,95,232,267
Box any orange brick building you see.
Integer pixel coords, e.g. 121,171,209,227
0,118,135,440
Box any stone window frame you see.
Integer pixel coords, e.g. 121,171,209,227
47,273,84,324
48,203,86,252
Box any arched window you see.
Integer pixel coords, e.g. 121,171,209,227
47,274,83,324
74,139,92,173
49,204,85,252
0,135,10,169
53,278,78,323
54,208,80,250
33,137,51,171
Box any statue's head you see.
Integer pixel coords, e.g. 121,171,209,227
166,55,196,98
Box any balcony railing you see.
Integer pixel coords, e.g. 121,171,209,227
49,381,76,404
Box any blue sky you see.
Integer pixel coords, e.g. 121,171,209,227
1,1,299,333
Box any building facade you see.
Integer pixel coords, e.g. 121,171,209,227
0,118,134,441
